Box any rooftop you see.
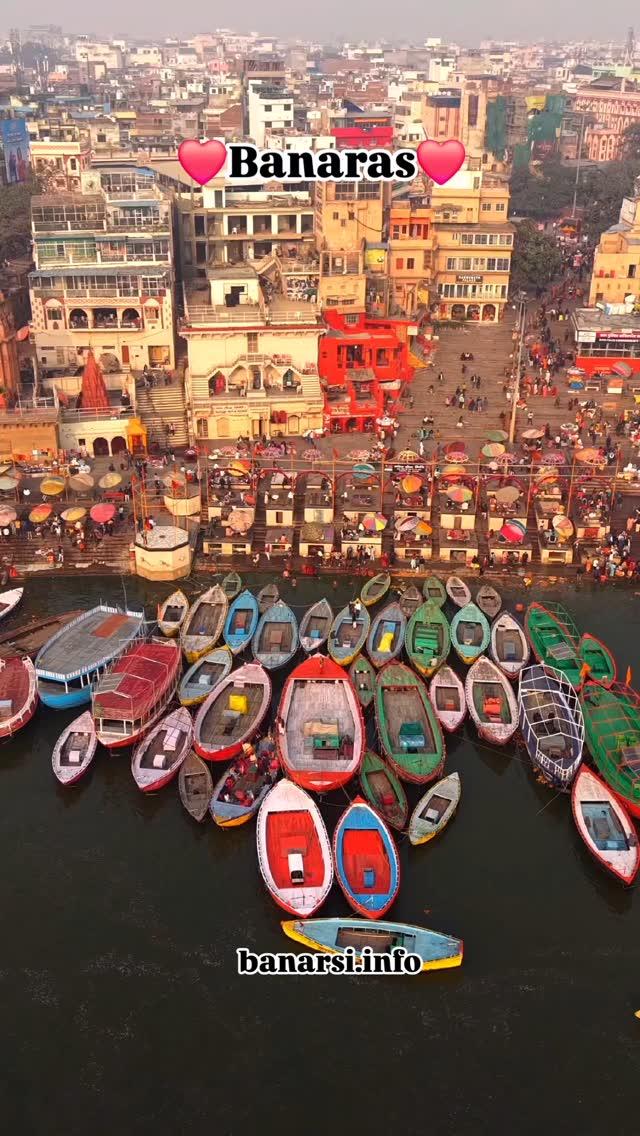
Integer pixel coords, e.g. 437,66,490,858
573,308,640,333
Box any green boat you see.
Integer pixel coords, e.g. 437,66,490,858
359,750,408,831
450,603,490,666
578,633,616,687
580,682,640,818
406,601,450,678
221,571,242,600
361,572,391,607
349,654,376,710
525,602,583,688
374,662,445,784
422,575,446,607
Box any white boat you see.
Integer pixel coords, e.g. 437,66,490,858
466,655,518,745
0,587,23,623
51,710,97,786
256,779,333,916
490,612,530,679
571,766,639,884
408,772,461,845
131,707,194,792
157,589,189,637
445,576,471,608
429,666,466,732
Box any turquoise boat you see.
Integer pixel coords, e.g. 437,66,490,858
282,917,463,971
223,590,259,655
252,600,299,670
406,601,450,679
450,602,490,666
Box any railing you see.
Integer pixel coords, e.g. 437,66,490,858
32,219,169,234
60,406,134,421
37,252,170,267
0,404,58,422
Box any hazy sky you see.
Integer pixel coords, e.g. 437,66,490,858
3,2,637,46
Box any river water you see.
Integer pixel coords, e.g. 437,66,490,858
1,573,638,1135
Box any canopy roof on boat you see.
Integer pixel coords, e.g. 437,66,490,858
93,641,179,720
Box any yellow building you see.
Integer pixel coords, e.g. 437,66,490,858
589,182,640,306
388,196,434,316
315,181,385,313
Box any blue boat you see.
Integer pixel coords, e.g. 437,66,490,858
35,605,146,709
252,600,299,670
178,647,232,707
332,797,400,919
282,917,464,971
223,590,259,655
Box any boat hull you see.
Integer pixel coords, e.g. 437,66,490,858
332,798,400,919
281,918,463,971
39,685,91,710
571,767,640,883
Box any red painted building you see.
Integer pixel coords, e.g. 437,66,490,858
330,102,394,150
572,309,640,379
319,310,416,432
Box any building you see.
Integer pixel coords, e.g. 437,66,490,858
572,308,640,380
314,179,386,312
387,190,434,316
588,180,640,307
575,83,640,161
29,135,93,193
247,86,294,146
326,102,394,150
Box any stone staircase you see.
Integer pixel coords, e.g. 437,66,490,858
135,379,190,451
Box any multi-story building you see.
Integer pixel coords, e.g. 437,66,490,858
388,193,434,316
29,134,93,193
575,82,640,161
588,180,640,306
29,165,175,375
247,86,295,147
314,180,386,312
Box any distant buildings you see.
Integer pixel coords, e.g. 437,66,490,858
588,177,640,307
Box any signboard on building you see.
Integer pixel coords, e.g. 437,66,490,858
576,331,596,343
456,274,483,284
1,118,30,184
595,330,640,341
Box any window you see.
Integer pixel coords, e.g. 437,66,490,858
376,348,389,366
473,178,480,189
628,265,637,278
264,104,272,112
446,258,456,270
46,307,63,322
407,258,415,269
348,211,355,220
481,202,492,211
422,251,431,269
495,202,506,212
247,332,259,353
196,417,208,437
391,225,400,239
333,212,339,220
275,511,284,525
344,313,359,325
468,93,479,126
396,258,404,269
264,121,272,128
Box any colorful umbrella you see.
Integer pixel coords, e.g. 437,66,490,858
499,520,526,544
228,459,251,476
0,505,17,524
553,514,574,540
575,448,603,464
401,474,423,494
486,429,509,443
446,485,473,504
395,515,421,532
494,486,521,505
542,451,566,465
396,450,420,463
40,477,66,496
61,507,87,522
29,504,52,522
90,503,116,523
362,512,388,532
353,463,377,480
522,428,544,440
440,464,467,477
0,476,18,491
482,443,506,459
226,510,252,534
415,519,433,537
69,472,94,492
99,472,122,489
612,362,632,378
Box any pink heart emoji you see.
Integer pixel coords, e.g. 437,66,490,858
416,139,466,185
178,139,227,185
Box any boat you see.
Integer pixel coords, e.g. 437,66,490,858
405,601,450,679
466,655,518,745
408,773,461,846
193,662,271,762
180,585,228,664
51,710,97,786
178,647,232,707
571,766,639,884
422,575,446,607
580,681,640,818
221,571,242,600
131,707,193,792
210,736,278,827
157,589,189,637
281,917,463,971
257,583,279,614
429,666,466,732
276,654,364,792
35,604,145,709
333,797,400,919
0,587,23,623
223,590,259,655
0,609,83,661
327,603,370,667
476,584,501,619
450,603,490,666
374,662,445,783
446,575,471,608
256,779,333,916
349,655,376,711
525,602,582,688
366,601,406,668
398,585,422,618
518,663,584,790
0,653,38,739
359,750,408,831
92,638,181,749
360,572,391,607
577,633,616,687
252,600,299,670
178,751,213,822
490,612,530,679
299,598,333,654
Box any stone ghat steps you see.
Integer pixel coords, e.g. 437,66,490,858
136,383,189,450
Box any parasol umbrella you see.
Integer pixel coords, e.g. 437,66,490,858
486,429,509,443
69,472,95,492
482,442,506,459
353,463,377,480
29,504,52,523
575,448,603,464
41,476,66,496
499,520,526,544
99,472,122,489
401,474,423,494
226,510,252,534
362,512,388,532
440,464,466,477
396,515,421,532
0,475,18,491
494,486,521,505
396,449,420,463
61,507,87,523
553,514,574,541
612,361,632,378
0,505,17,525
228,459,251,476
447,485,473,504
522,428,544,440
90,503,116,523
542,451,566,465
415,519,433,537
0,462,14,477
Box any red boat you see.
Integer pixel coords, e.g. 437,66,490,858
193,662,271,762
92,638,181,749
256,779,333,916
0,654,38,739
276,654,364,792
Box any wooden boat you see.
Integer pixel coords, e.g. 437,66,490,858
256,779,333,916
299,598,333,654
374,662,445,784
333,797,400,919
92,638,181,749
257,583,279,614
518,663,584,790
131,707,193,792
276,654,364,792
0,654,38,739
571,766,639,884
579,681,640,818
367,601,406,669
349,655,376,711
446,575,471,609
578,633,616,687
429,666,466,732
476,584,501,620
398,585,422,618
36,604,145,709
0,587,23,623
210,736,278,827
466,655,518,745
51,710,96,786
0,609,82,660
157,589,188,637
194,662,271,762
328,603,370,667
360,572,391,607
178,751,213,822
490,612,530,679
180,585,228,664
359,750,408,831
252,600,299,670
525,602,582,688
406,601,450,679
450,603,490,666
282,917,464,971
221,570,242,600
223,590,259,655
422,575,446,607
409,772,461,846
178,647,232,707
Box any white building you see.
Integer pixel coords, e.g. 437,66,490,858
247,85,294,147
